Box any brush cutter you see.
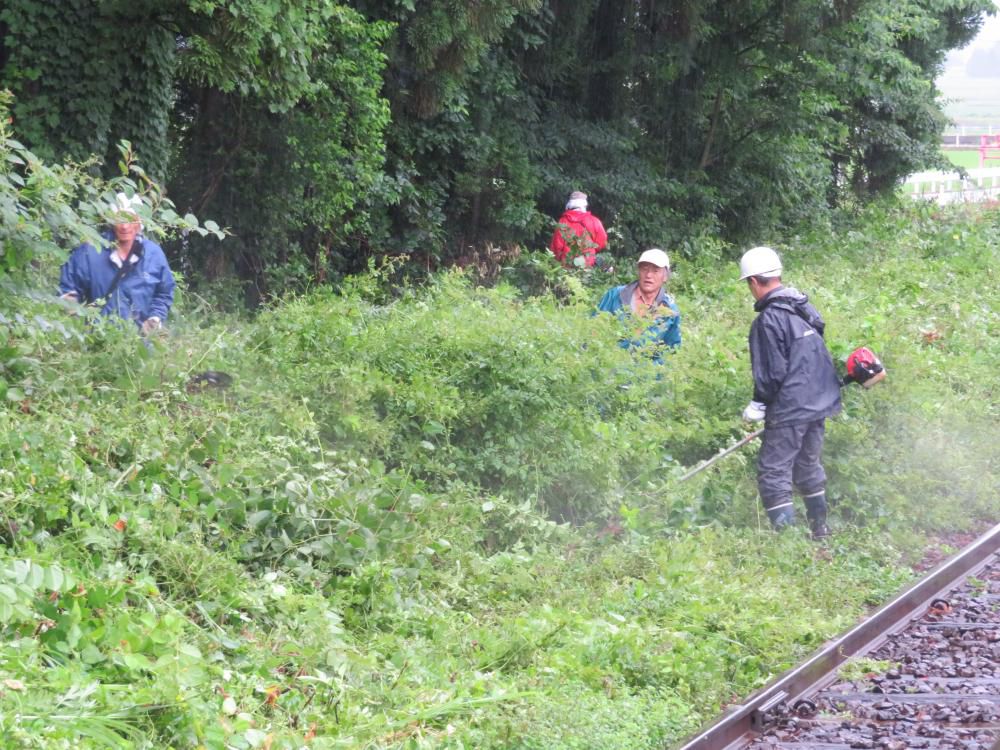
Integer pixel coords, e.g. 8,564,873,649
678,347,885,483
843,346,886,388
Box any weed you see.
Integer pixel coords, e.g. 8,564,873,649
1,200,999,748
839,658,898,683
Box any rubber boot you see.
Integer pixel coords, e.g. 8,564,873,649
805,493,831,540
766,505,796,531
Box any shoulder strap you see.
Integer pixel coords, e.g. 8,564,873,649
103,241,143,301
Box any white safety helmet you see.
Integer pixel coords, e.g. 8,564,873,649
637,248,670,269
738,246,782,280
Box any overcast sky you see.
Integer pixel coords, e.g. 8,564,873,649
942,4,1000,68
938,3,1000,122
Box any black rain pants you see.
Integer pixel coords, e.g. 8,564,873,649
757,418,827,516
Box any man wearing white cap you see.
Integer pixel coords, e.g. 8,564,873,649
549,190,608,267
596,248,680,362
59,192,175,335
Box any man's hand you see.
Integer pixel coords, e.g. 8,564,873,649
141,317,162,336
60,292,83,316
742,400,766,422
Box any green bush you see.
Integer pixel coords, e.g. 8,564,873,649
1,200,999,748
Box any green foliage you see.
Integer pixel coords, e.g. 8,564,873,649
247,269,649,518
168,1,391,299
352,0,995,268
4,0,993,289
0,0,175,178
838,657,898,682
176,0,356,109
0,92,222,278
1,199,999,748
814,0,991,195
1,0,390,297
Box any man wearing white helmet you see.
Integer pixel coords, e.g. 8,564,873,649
739,246,841,539
59,192,175,335
596,248,680,362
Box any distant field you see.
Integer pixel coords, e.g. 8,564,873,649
942,149,984,169
939,74,1000,122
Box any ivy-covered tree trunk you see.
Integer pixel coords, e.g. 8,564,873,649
0,0,175,179
1,0,391,298
1,0,992,295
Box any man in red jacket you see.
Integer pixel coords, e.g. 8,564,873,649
549,190,608,267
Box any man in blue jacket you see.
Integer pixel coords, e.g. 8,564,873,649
59,193,175,335
596,248,681,363
739,246,841,539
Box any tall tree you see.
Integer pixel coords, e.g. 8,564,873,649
1,0,390,299
167,1,390,300
2,0,991,292
0,0,175,178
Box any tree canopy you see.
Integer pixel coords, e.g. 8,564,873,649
1,0,992,295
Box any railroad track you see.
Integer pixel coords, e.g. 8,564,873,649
677,523,1000,750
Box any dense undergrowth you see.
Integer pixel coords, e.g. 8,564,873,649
1,200,999,749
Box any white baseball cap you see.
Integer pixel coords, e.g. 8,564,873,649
566,190,588,210
637,248,670,269
112,192,144,219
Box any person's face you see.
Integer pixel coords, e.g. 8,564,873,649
637,262,667,295
746,277,765,301
113,217,140,245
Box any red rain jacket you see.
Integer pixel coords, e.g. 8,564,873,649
549,210,608,266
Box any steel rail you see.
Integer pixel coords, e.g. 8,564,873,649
674,522,1000,750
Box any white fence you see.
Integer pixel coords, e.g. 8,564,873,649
905,166,1000,205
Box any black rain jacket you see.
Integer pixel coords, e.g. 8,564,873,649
749,286,842,427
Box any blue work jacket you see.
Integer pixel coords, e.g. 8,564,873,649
597,281,681,363
59,235,175,326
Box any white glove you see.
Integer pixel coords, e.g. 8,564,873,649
742,400,766,422
141,317,162,336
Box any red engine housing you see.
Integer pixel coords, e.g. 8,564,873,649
846,347,886,388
